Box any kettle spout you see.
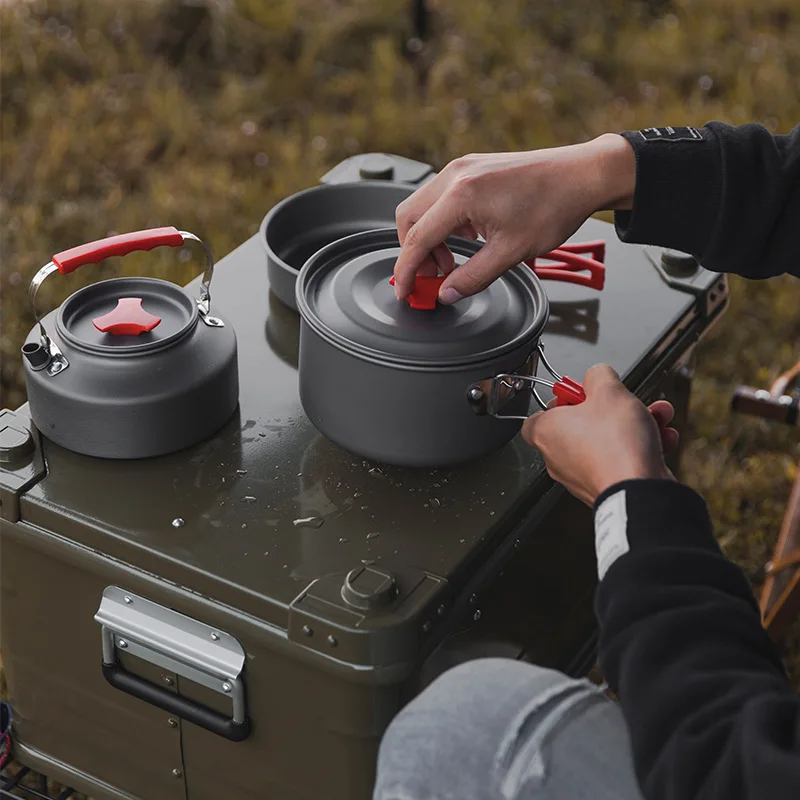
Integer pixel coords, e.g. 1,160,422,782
22,341,52,371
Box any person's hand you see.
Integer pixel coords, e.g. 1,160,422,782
522,365,678,507
392,134,635,305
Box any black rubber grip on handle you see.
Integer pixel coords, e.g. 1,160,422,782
102,661,251,742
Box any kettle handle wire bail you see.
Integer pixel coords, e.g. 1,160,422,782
25,227,221,376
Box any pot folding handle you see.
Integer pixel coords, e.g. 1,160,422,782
467,343,585,421
524,240,606,291
27,227,221,372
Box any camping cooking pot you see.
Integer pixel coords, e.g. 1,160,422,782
295,228,590,468
260,181,417,311
21,227,238,459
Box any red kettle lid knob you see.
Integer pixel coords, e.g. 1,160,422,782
92,297,162,336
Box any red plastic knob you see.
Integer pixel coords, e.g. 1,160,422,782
553,376,586,407
92,297,162,336
389,275,446,310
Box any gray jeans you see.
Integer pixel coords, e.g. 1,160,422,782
374,658,644,800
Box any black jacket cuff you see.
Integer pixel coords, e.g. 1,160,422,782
594,479,720,555
613,126,722,262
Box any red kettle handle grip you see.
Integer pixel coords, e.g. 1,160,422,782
52,227,185,275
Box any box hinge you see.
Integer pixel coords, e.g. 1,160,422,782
288,565,449,670
0,407,47,522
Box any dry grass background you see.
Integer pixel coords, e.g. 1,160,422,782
0,0,799,782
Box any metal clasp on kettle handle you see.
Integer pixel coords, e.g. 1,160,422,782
26,228,221,377
467,343,586,421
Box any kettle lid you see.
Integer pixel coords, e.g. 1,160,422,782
57,277,198,355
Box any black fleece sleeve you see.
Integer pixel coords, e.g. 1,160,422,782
594,479,800,800
614,122,800,279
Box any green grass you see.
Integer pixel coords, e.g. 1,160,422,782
1,0,799,721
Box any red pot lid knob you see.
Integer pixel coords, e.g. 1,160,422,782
389,275,446,310
92,297,163,336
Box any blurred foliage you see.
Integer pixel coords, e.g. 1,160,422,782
0,0,799,694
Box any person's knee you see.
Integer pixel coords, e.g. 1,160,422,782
375,659,586,799
393,658,561,728
426,657,574,701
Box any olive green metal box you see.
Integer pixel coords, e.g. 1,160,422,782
1,199,727,799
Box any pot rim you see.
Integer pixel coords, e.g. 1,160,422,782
259,180,420,278
296,228,550,371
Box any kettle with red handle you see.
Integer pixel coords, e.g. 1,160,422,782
21,228,239,459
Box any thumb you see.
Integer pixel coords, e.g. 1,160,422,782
438,238,518,304
582,363,622,395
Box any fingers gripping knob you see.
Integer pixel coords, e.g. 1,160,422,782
389,275,446,310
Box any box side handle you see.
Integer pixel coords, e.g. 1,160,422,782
100,661,251,742
94,586,251,742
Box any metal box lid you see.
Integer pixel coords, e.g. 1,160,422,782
4,218,727,670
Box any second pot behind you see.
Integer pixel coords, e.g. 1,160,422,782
260,181,415,311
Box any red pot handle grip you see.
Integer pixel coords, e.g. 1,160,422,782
52,227,185,275
553,376,586,406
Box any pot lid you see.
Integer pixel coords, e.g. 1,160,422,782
56,277,198,356
297,229,548,367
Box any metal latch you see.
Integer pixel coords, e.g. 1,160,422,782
467,343,586,420
94,586,251,742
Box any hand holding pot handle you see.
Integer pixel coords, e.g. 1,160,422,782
52,227,185,274
522,364,678,507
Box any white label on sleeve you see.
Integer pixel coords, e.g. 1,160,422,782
594,490,629,580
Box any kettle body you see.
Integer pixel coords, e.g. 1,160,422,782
22,228,239,459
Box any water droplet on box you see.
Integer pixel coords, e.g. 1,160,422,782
243,496,257,503
429,497,441,509
366,532,380,541
293,516,324,529
171,517,185,528
236,469,248,475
